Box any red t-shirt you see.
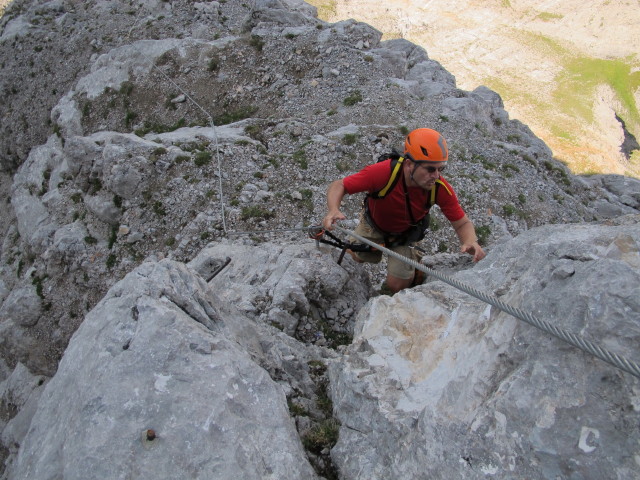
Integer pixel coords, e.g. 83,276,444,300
343,159,465,233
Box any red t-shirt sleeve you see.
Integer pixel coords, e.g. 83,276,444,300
343,160,392,195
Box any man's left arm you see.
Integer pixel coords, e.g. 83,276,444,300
450,215,486,262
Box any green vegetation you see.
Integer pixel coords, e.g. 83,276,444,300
304,0,337,18
555,56,640,128
152,201,166,216
119,81,134,96
108,225,118,249
302,419,340,454
31,274,47,299
135,118,186,136
299,189,313,211
476,225,491,245
244,123,261,138
293,149,308,169
214,105,258,125
249,35,264,52
342,133,358,145
343,90,363,106
536,12,563,22
287,400,309,417
241,206,274,220
502,204,516,216
106,254,117,269
194,151,212,166
502,163,520,174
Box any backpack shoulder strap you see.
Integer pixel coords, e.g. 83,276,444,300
369,154,405,199
427,179,452,208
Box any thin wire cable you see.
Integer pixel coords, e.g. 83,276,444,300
227,226,316,236
126,4,228,234
335,225,640,379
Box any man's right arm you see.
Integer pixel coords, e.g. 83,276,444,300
322,179,347,230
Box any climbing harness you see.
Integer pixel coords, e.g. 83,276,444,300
333,224,640,380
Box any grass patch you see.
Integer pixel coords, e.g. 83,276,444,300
249,35,264,52
299,189,313,211
293,149,308,169
152,201,166,216
502,204,516,216
555,56,640,128
342,133,358,145
536,12,563,21
302,419,340,454
194,151,212,166
135,118,186,136
31,274,47,299
343,90,362,106
304,0,337,19
476,225,491,245
241,206,274,220
215,105,258,125
106,254,117,269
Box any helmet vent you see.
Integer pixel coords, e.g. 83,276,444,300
421,146,429,158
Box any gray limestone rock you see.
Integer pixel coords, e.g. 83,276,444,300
0,363,47,464
329,215,640,480
5,259,320,480
190,242,372,342
0,284,42,328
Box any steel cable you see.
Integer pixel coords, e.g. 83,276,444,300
335,225,640,379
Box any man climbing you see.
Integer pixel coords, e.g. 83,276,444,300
322,128,486,293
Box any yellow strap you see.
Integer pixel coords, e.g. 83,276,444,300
430,179,452,206
377,156,404,197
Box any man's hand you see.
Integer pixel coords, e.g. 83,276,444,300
461,241,486,262
322,210,346,230
323,180,348,230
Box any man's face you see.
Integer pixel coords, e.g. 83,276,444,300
406,160,446,190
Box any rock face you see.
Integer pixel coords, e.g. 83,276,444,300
0,0,639,479
3,216,639,479
5,255,323,480
329,215,640,479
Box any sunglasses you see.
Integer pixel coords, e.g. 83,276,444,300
416,163,446,173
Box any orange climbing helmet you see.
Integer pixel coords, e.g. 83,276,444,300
404,128,449,163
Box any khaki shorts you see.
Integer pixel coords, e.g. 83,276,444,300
350,212,420,280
